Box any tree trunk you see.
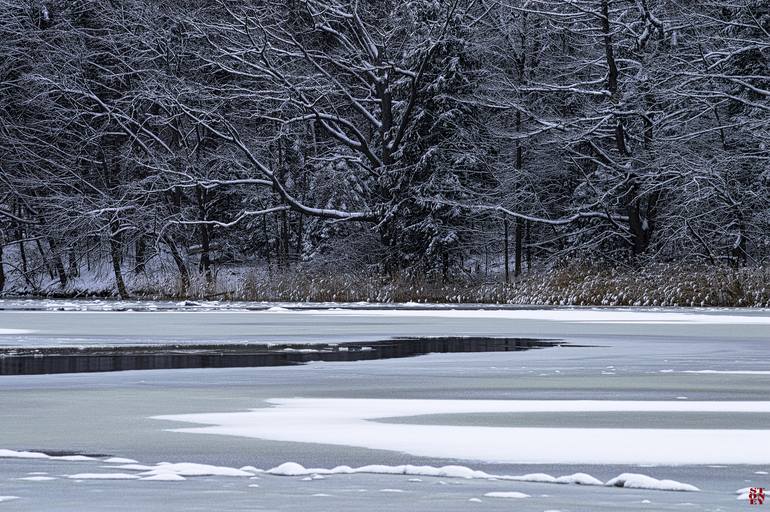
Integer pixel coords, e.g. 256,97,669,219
263,216,271,267
135,237,146,273
68,249,79,278
526,220,532,272
503,217,510,283
164,236,190,296
296,213,304,261
0,232,5,294
196,186,213,284
110,220,129,299
48,239,67,287
280,209,290,269
515,218,523,277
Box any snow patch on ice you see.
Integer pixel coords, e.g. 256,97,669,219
0,449,97,462
304,308,770,325
155,398,770,465
0,449,50,459
53,455,97,461
138,462,254,478
17,476,56,481
555,473,604,486
605,473,699,492
264,462,606,488
140,473,186,481
68,473,141,480
484,491,530,498
0,497,19,503
681,370,770,375
104,457,138,464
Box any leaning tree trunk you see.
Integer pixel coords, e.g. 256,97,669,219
164,236,190,297
109,220,129,299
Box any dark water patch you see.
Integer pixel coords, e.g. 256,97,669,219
0,337,566,375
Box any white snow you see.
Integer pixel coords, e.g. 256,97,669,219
555,473,604,486
0,329,33,335
104,462,253,477
484,491,530,498
68,473,141,480
140,473,186,481
0,449,97,462
267,462,496,480
104,457,138,464
300,308,770,325
17,476,57,481
0,449,49,459
605,473,699,492
680,370,770,375
0,497,19,503
137,463,254,478
259,461,682,492
105,464,155,471
154,398,770,464
53,455,97,461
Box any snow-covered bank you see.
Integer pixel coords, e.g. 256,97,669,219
154,398,770,465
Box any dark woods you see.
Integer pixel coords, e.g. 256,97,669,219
0,1,768,297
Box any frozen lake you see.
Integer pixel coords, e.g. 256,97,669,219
0,301,768,510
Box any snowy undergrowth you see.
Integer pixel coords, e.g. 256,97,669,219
5,262,770,307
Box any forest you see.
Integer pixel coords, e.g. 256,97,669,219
0,0,768,302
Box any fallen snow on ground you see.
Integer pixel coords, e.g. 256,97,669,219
0,497,19,503
154,398,770,465
605,473,700,492
0,328,34,335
